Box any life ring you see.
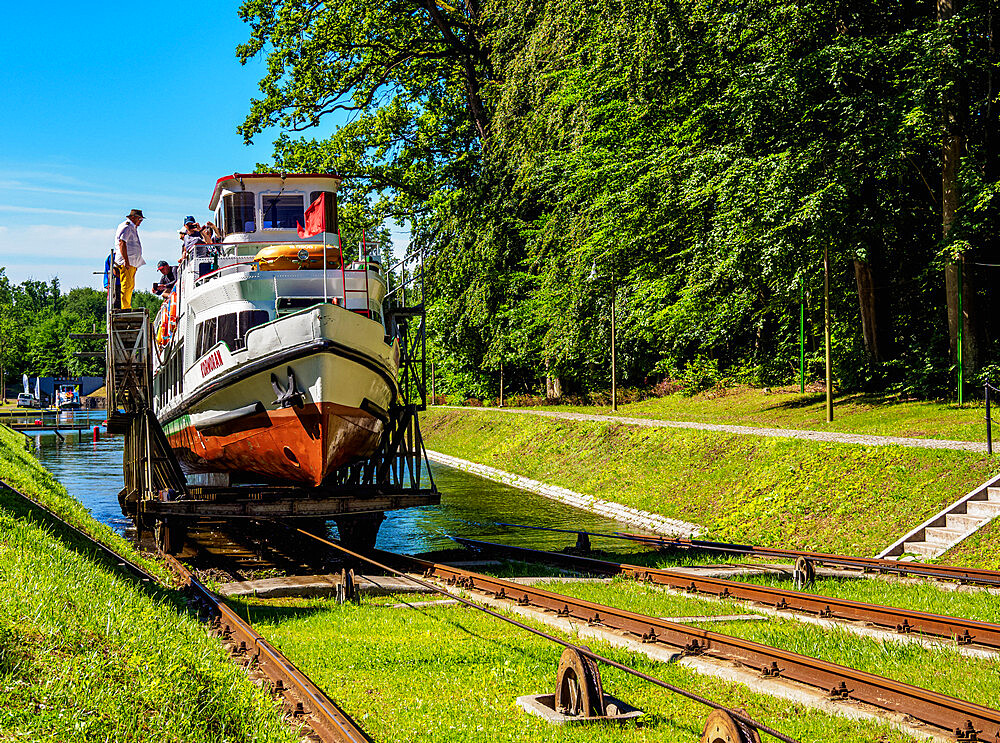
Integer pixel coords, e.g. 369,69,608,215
253,244,341,271
156,291,178,347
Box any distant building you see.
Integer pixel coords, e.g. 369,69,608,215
31,376,104,406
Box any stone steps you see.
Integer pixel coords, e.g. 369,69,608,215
881,475,1000,561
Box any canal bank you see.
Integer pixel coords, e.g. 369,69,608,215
0,424,298,743
421,408,1000,560
3,423,998,742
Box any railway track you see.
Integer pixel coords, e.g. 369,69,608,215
616,531,1000,588
10,478,1000,741
452,537,1000,652
290,526,1000,742
1,482,370,743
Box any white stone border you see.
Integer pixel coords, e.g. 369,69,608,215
425,449,702,537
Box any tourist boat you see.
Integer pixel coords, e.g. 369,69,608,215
55,383,82,410
151,173,398,487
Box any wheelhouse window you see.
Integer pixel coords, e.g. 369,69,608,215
223,191,255,234
196,310,270,355
261,194,304,229
216,313,238,352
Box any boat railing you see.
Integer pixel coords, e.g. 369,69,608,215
184,236,382,318
192,260,255,287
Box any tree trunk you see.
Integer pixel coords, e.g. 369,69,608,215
544,359,562,401
853,259,882,362
940,0,980,373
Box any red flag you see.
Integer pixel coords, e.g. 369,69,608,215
297,193,326,238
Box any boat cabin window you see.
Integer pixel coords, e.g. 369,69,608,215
195,310,271,356
217,313,238,352
195,317,217,358
261,194,304,230
223,191,255,234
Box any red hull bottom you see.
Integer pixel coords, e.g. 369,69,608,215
166,402,382,487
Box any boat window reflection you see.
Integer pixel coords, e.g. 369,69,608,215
261,194,304,230
222,191,256,235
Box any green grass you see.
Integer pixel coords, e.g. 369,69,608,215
236,592,917,743
423,409,1000,556
461,384,989,442
0,423,166,580
0,424,299,743
942,517,1000,569
536,577,1000,710
0,495,298,743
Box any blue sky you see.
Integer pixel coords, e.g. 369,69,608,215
0,1,347,291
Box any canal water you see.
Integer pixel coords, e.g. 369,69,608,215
30,427,640,554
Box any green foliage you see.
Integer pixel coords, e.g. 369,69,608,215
0,268,161,389
240,0,1000,399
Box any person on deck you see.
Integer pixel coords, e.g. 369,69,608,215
114,209,145,309
152,260,176,295
181,217,206,260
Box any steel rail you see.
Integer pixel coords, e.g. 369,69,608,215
414,554,1000,740
161,554,372,743
286,526,800,743
291,527,1000,741
453,537,1000,651
617,532,1000,587
491,521,1000,588
0,480,371,743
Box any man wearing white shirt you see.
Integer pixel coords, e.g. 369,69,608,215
115,209,146,309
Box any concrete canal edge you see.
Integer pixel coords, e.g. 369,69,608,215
425,449,702,537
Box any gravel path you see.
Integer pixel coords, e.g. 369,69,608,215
437,406,988,453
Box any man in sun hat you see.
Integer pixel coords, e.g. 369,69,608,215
114,209,146,309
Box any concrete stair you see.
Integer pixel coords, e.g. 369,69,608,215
883,484,1000,560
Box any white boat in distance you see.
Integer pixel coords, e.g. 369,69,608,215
152,173,399,487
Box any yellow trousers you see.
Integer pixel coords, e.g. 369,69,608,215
119,266,137,309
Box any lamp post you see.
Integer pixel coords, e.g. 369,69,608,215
799,275,805,394
611,295,617,412
824,244,833,423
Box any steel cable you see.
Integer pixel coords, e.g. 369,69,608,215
286,524,801,743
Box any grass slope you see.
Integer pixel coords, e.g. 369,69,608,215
423,409,1000,555
0,427,297,743
509,385,987,442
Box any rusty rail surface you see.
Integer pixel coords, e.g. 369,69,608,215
618,532,1000,588
161,554,372,743
413,553,1000,740
287,526,1000,742
454,537,1000,651
286,526,801,743
0,481,371,743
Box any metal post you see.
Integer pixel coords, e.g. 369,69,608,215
986,384,992,456
337,229,346,307
824,244,833,423
431,362,435,404
322,222,328,305
799,275,805,394
499,363,504,407
957,258,964,406
611,295,617,412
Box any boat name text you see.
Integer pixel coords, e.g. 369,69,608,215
200,349,224,377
